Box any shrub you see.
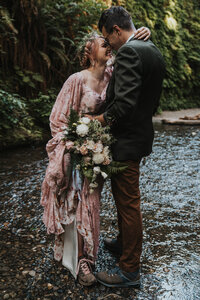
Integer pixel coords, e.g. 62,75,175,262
28,89,58,127
126,0,200,110
0,90,33,131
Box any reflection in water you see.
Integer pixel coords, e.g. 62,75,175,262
0,124,200,299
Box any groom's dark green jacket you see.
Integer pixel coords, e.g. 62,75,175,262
104,38,165,161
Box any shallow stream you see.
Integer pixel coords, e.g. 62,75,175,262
0,124,199,299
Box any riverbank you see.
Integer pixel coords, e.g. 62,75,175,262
153,108,200,125
0,127,51,152
1,108,199,152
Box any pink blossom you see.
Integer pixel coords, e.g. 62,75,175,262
65,141,74,150
103,158,111,165
80,145,88,155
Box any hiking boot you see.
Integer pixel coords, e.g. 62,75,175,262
77,258,96,286
104,238,122,255
96,266,140,288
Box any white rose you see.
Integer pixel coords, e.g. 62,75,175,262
86,140,95,150
103,146,110,156
93,166,101,174
101,133,111,142
101,171,108,179
80,117,91,125
76,124,89,137
93,141,103,153
92,153,104,164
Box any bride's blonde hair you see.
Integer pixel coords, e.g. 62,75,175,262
78,31,101,69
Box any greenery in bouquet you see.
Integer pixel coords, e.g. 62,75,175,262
62,108,127,193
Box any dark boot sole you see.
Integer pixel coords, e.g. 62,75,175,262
97,278,140,288
78,278,97,286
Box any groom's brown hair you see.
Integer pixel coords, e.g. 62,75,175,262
98,6,135,33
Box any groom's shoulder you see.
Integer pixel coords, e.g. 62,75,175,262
122,39,162,58
128,39,155,49
118,39,154,54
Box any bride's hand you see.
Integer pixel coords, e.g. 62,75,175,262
134,27,151,41
85,114,106,126
84,114,93,120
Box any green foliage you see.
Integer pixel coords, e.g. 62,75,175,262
0,0,200,148
0,0,107,98
82,167,93,182
125,0,200,110
0,89,44,148
104,161,128,177
67,107,80,138
28,89,57,127
0,90,32,130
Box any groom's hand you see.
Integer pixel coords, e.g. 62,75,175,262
85,114,106,126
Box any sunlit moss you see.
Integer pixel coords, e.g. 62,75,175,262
125,0,200,110
184,64,192,76
146,17,154,28
165,12,177,31
169,0,176,8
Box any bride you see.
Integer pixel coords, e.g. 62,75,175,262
41,27,150,286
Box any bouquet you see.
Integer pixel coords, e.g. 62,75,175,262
62,108,127,193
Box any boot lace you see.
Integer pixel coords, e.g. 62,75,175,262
77,258,94,276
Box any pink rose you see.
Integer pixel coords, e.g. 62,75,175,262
65,141,74,150
103,158,111,165
80,145,88,155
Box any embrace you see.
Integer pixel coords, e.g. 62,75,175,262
41,6,165,288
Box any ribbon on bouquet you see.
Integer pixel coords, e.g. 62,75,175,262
72,168,82,201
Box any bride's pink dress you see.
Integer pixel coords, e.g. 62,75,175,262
41,69,111,278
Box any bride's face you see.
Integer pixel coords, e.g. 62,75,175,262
94,37,112,64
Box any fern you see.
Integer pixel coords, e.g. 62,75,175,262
107,161,128,176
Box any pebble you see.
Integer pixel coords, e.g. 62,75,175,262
29,270,36,277
10,292,17,298
47,283,53,290
0,131,199,299
22,271,29,276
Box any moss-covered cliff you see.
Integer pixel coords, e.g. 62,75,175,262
0,0,199,148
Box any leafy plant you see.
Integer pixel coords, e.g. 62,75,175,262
0,0,107,98
0,90,32,131
125,0,200,110
0,89,45,148
28,89,58,127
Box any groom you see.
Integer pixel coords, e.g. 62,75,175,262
94,6,165,287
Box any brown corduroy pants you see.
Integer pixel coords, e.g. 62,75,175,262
111,160,142,273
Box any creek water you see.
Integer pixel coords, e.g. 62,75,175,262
0,124,199,300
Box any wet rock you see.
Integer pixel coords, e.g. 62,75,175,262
22,271,29,276
29,270,36,277
47,283,53,290
10,292,17,298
